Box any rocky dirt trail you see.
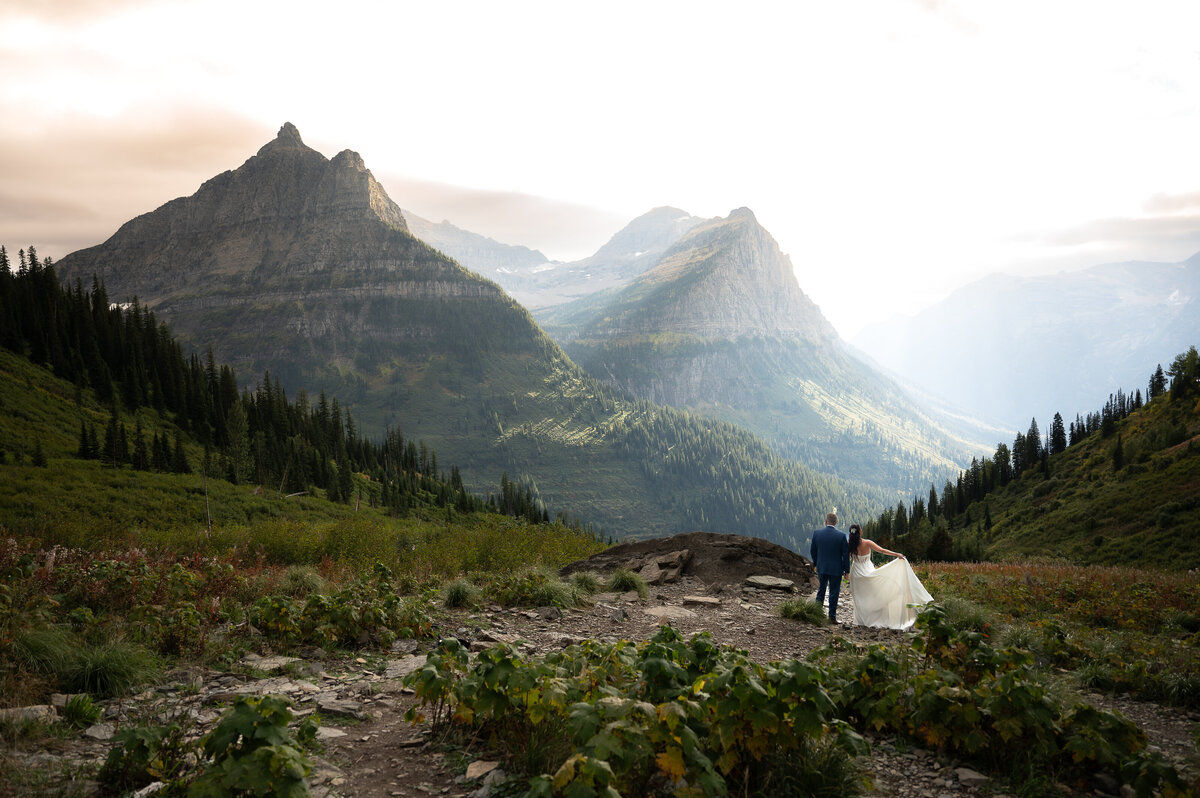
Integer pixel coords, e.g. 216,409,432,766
7,534,1197,797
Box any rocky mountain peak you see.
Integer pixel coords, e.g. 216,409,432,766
258,121,308,155
617,207,835,342
53,124,440,307
331,149,367,171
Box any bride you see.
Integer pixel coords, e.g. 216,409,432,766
847,523,934,630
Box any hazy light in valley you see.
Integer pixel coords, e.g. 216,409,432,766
2,0,1199,338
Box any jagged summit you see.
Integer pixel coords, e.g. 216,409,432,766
582,206,835,341
55,123,420,304
258,121,307,154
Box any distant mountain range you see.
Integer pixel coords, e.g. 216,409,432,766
852,255,1200,430
407,205,706,311
527,207,986,495
54,123,886,545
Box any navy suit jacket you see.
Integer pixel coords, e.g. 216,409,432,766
810,525,849,577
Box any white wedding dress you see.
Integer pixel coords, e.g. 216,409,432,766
849,553,934,629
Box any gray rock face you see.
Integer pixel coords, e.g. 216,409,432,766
56,123,420,304
562,531,816,588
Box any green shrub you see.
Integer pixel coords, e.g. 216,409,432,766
487,567,581,608
66,637,158,698
998,625,1036,651
279,566,328,598
604,568,648,599
443,579,479,609
778,598,830,625
63,694,102,729
937,595,994,633
190,695,317,798
251,563,433,649
12,627,76,679
408,627,869,797
98,723,192,793
752,733,871,797
568,570,602,594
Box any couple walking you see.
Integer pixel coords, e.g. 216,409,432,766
809,512,933,629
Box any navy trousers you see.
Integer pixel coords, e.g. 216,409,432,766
815,573,841,621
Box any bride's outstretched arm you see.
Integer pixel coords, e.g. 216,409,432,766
864,538,905,559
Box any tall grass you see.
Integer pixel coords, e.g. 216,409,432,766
604,568,648,599
778,598,830,626
12,628,158,699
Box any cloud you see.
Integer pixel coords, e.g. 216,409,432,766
0,0,156,24
1142,191,1200,215
0,105,626,264
0,105,269,259
1022,213,1200,249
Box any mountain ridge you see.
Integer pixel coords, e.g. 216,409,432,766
51,123,886,543
549,207,983,496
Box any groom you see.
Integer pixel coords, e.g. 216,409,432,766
810,512,849,624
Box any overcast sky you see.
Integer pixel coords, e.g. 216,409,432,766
3,1,1200,338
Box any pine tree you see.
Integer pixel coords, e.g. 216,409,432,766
1049,412,1067,455
133,418,149,470
172,431,191,474
78,421,92,459
31,439,47,467
1149,364,1167,400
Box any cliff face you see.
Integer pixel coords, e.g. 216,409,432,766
55,123,492,307
562,208,975,494
577,208,836,342
55,123,516,379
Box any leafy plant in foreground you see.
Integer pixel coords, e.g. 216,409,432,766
405,625,870,797
189,695,318,797
816,604,1186,795
63,693,101,729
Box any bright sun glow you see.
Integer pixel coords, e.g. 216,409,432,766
2,0,1200,337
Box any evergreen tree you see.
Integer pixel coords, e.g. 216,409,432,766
132,417,149,470
78,420,93,459
1149,364,1167,400
993,443,1012,486
1049,412,1067,455
103,412,121,467
31,439,47,467
1024,418,1043,465
171,431,191,474
224,400,252,484
1167,346,1200,399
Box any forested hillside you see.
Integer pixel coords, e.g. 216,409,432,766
4,244,885,550
0,245,577,538
863,346,1200,570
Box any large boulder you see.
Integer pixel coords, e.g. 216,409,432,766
561,531,816,589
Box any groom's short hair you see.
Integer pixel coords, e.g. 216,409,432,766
825,512,838,526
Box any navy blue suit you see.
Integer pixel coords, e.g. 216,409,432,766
810,524,849,621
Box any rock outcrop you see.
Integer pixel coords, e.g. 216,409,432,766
560,531,817,590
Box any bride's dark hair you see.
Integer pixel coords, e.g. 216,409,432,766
848,524,862,555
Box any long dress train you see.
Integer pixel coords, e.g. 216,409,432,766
849,553,934,630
